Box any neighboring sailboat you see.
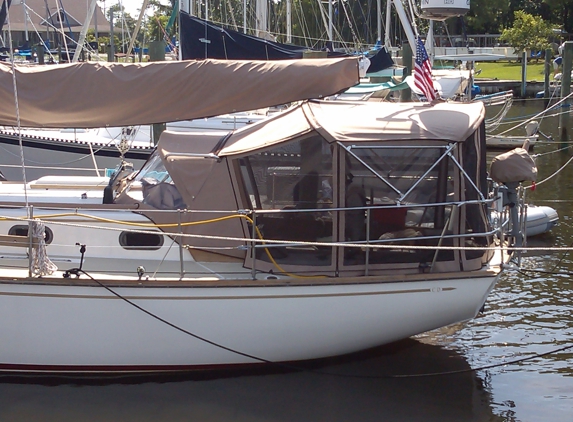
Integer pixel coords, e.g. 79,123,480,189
0,111,271,181
486,121,540,149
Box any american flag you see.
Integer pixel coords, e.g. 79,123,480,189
415,37,436,101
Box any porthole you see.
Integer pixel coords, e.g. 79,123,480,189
119,231,164,250
8,224,53,244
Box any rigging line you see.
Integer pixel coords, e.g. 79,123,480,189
225,0,238,31
75,269,573,380
311,0,351,51
526,150,573,189
484,99,513,131
498,105,569,123
0,208,533,251
155,16,176,51
117,0,135,54
512,267,573,279
339,0,359,47
496,91,573,136
57,0,73,35
23,4,98,61
315,0,330,45
294,1,318,48
526,82,562,130
341,1,365,49
54,0,70,62
359,0,372,44
18,5,58,61
533,144,573,157
5,6,28,205
514,239,573,278
494,110,569,124
383,343,573,378
537,130,555,142
531,198,573,202
1,212,511,252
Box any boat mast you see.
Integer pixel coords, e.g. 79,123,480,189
255,0,267,38
315,0,332,47
328,0,333,43
72,0,98,62
286,0,291,43
22,0,29,44
384,0,391,49
243,0,246,34
389,0,417,49
376,0,381,44
125,0,151,61
426,19,434,65
54,0,70,62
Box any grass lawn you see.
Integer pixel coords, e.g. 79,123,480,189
471,61,550,81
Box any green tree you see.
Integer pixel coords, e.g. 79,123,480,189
86,29,110,54
465,0,508,33
145,1,178,42
146,13,170,41
543,0,573,32
499,10,553,60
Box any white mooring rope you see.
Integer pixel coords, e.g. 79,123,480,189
31,220,57,276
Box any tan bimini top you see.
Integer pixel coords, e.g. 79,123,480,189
0,58,360,128
156,100,487,158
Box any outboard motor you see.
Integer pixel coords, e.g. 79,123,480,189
489,141,537,262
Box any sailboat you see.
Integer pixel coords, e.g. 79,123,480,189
0,57,534,374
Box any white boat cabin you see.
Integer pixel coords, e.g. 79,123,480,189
105,99,494,277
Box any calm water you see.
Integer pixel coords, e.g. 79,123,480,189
1,100,572,422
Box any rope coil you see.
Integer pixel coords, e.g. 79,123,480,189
30,220,57,276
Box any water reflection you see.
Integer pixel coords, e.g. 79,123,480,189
437,100,573,420
0,340,500,422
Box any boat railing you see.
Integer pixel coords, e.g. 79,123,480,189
245,198,501,277
0,197,505,279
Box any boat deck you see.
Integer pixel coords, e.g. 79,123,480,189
0,260,504,288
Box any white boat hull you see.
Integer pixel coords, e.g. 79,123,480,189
0,272,498,373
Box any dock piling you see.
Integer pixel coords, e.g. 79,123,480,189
521,51,527,99
544,48,551,108
400,42,412,102
559,41,572,148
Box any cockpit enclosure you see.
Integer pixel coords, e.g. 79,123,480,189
116,100,492,276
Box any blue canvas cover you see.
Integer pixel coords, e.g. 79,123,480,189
179,12,394,73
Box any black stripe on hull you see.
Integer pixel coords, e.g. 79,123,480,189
0,134,153,160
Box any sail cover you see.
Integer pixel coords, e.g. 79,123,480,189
179,12,394,74
180,12,348,61
0,57,359,128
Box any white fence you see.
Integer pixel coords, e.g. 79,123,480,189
433,47,520,60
